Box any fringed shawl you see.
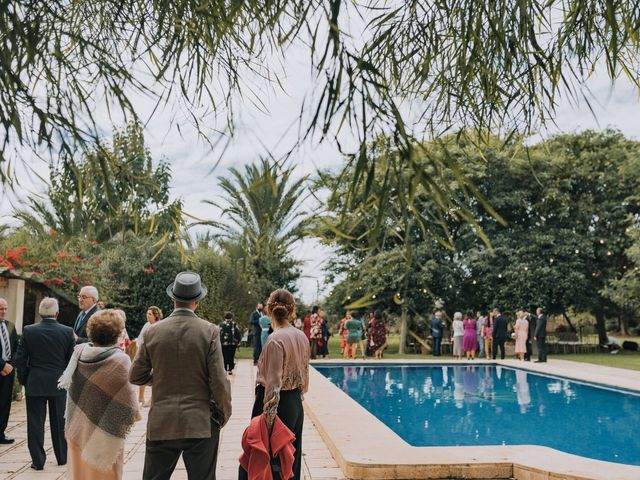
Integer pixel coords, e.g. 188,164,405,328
61,345,140,471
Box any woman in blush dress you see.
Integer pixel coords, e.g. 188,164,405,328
514,310,529,360
451,312,464,360
462,311,478,360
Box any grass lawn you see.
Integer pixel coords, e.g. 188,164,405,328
552,353,640,371
235,333,640,371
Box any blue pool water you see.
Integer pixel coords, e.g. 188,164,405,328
315,364,640,466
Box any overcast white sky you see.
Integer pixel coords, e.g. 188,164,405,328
2,43,640,302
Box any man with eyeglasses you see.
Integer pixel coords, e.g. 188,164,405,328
0,298,18,444
74,286,100,343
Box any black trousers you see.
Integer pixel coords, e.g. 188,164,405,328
222,345,237,372
537,336,547,362
0,370,15,437
252,327,262,363
26,395,67,468
144,421,221,480
492,338,506,359
239,386,304,480
432,336,442,356
524,338,532,361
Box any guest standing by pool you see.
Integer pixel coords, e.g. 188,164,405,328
462,312,478,360
491,307,508,360
534,307,548,362
482,313,493,359
514,311,529,361
319,309,330,358
259,313,272,349
475,311,485,358
136,306,162,407
338,312,350,355
430,310,445,357
239,289,309,480
451,312,464,360
369,311,388,360
343,311,363,359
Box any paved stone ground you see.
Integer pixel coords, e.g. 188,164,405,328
0,360,344,480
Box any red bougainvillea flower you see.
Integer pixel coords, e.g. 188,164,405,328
0,258,14,269
73,257,81,263
70,275,79,284
50,262,59,267
45,277,65,286
55,252,69,260
50,229,58,235
144,267,155,274
94,259,101,265
90,240,98,245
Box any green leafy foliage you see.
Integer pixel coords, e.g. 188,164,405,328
319,130,640,344
14,121,187,253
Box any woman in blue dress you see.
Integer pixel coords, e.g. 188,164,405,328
259,314,272,348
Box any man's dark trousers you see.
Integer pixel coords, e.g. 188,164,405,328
492,339,506,359
143,422,220,480
0,370,15,438
26,395,66,468
537,337,547,362
432,336,442,356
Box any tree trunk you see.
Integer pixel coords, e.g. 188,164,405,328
620,313,630,336
594,308,608,346
398,304,408,355
562,312,577,332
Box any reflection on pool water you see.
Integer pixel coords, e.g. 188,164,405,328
314,364,640,466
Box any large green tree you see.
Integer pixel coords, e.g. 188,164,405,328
320,130,640,346
202,159,307,298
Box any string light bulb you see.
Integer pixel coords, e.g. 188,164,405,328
600,239,605,244
575,249,580,254
549,258,554,263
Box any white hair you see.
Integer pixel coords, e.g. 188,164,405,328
39,297,59,317
453,311,463,320
80,285,99,300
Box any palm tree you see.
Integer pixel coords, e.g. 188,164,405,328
202,159,308,296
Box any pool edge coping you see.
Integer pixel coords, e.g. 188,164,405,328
304,359,640,480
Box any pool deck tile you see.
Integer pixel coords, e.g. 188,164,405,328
0,360,345,480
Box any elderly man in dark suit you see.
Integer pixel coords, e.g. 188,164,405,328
15,297,75,470
430,310,445,356
491,307,508,360
73,285,100,343
130,271,232,480
534,307,548,362
0,297,18,445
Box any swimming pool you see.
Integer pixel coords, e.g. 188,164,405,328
314,364,640,467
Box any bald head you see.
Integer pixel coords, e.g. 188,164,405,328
39,297,59,318
0,298,7,320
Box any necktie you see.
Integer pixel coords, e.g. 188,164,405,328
0,321,10,362
74,311,86,332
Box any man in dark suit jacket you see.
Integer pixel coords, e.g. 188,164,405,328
534,307,548,362
491,307,508,360
130,271,232,480
73,285,100,343
15,297,75,470
0,297,18,444
430,310,445,356
250,303,263,365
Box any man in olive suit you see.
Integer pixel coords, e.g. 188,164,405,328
130,271,232,480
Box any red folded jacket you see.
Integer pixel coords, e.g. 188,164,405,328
239,414,296,480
